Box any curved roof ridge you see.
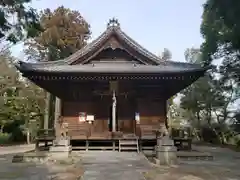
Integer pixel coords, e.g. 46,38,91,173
115,28,163,64
17,19,204,68
65,27,113,64
30,25,164,66
18,27,114,67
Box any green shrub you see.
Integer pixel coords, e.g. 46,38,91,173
0,133,11,145
235,137,240,148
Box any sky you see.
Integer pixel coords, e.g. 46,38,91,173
11,0,205,62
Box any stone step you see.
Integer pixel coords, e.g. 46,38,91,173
119,140,138,145
119,147,139,150
119,139,139,152
177,151,213,161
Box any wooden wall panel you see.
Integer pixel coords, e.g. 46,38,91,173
137,99,166,126
61,97,166,136
62,99,110,133
117,97,135,133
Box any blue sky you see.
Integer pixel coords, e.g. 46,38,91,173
11,0,205,62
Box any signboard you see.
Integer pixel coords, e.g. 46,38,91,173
86,115,95,124
79,112,86,122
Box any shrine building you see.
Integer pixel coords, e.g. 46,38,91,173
16,18,208,150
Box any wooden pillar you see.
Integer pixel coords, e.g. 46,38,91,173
44,92,51,130
112,90,117,132
54,97,61,139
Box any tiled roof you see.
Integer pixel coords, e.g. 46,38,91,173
18,24,164,67
15,18,208,74
16,61,207,74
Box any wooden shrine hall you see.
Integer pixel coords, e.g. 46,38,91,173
16,18,208,151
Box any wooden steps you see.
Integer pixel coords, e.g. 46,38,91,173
119,139,139,152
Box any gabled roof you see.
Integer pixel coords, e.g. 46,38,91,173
18,18,165,67
65,19,164,65
15,18,208,75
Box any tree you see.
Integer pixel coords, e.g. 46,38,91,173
201,0,240,86
184,48,202,64
23,7,91,135
201,1,240,144
180,48,237,143
167,98,184,128
24,6,91,61
0,0,41,43
161,48,172,61
0,50,45,143
233,111,240,134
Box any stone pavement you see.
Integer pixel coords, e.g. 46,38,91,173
0,154,50,180
0,152,83,180
0,144,240,180
0,144,35,155
80,151,152,180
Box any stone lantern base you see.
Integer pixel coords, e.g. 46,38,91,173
155,136,178,165
49,137,72,160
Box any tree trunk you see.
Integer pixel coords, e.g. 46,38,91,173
207,108,212,125
211,127,222,144
26,129,30,144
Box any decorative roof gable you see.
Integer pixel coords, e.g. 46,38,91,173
15,18,209,75
20,18,165,67
65,18,163,65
